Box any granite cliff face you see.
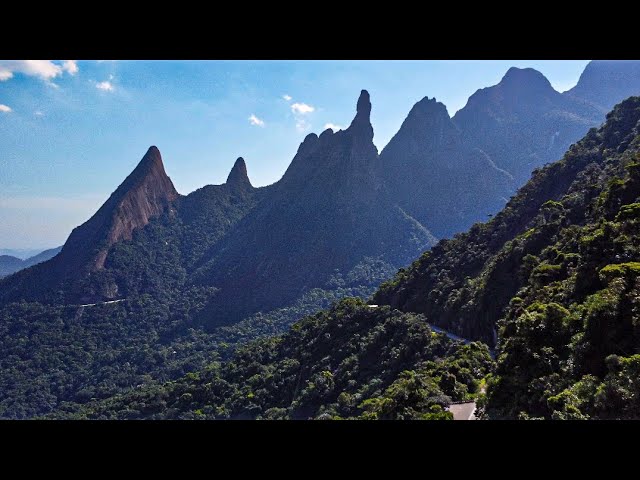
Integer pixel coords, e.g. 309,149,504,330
2,62,639,319
0,147,179,303
60,146,178,271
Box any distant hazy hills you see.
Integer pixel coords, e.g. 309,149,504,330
0,247,62,278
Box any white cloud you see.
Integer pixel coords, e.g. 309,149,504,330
96,80,114,91
289,101,315,132
291,102,314,114
0,60,77,82
283,94,292,101
296,118,311,133
248,114,265,127
324,123,343,131
62,60,78,75
34,110,44,117
0,104,12,113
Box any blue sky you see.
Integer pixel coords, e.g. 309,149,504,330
0,60,590,249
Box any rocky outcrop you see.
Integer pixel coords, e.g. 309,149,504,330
60,146,178,271
226,157,253,190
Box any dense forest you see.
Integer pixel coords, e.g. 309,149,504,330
0,278,382,419
48,299,493,420
376,97,640,418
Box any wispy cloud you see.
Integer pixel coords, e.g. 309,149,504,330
289,101,315,132
324,123,343,131
96,80,114,91
283,94,292,101
0,104,12,113
34,110,44,117
291,102,314,114
248,114,265,127
296,119,310,132
62,60,78,75
0,60,78,82
95,74,115,92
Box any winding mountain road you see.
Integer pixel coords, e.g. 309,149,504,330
78,299,126,308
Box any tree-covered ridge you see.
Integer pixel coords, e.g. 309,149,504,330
0,277,382,419
374,98,640,343
50,298,493,420
375,97,640,418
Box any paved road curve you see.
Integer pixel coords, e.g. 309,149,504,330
78,299,125,308
447,402,477,420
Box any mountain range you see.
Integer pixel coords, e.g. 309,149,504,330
4,61,637,315
51,95,640,420
0,60,639,419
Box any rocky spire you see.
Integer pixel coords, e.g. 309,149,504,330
226,157,252,189
59,145,179,271
348,89,374,140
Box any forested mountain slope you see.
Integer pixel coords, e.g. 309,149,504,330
2,63,639,420
376,97,640,418
50,299,493,420
63,96,640,420
380,96,513,238
192,91,436,326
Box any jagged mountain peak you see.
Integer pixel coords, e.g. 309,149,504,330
399,96,452,131
567,60,640,112
139,145,162,167
348,89,374,139
381,96,458,162
499,66,554,91
226,157,252,189
356,89,371,119
319,127,334,139
59,146,179,274
281,90,378,186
